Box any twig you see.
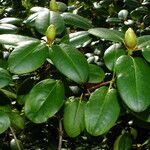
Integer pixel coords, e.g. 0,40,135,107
87,81,111,91
10,127,22,150
57,119,63,150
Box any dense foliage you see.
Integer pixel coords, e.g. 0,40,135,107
0,0,150,149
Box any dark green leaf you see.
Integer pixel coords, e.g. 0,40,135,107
132,106,150,122
104,44,125,71
49,44,89,83
35,9,65,34
0,34,38,46
8,41,48,74
88,64,105,83
63,98,85,137
61,13,93,30
0,68,11,88
23,12,39,27
69,31,92,48
0,24,18,34
142,47,150,63
8,112,25,129
137,35,150,48
88,28,124,42
113,133,133,150
25,79,64,123
85,87,120,136
115,55,150,112
0,111,10,134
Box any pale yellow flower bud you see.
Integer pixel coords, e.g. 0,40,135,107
45,24,56,45
124,28,137,49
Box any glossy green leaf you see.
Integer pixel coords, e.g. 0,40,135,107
113,133,133,150
49,44,89,83
63,98,85,137
137,35,150,48
88,28,124,42
25,79,64,123
0,68,11,88
8,41,48,74
23,12,39,27
0,111,10,134
104,44,126,71
8,112,25,129
35,9,65,34
0,34,38,46
85,87,120,136
0,17,22,25
61,13,93,30
115,55,150,112
142,47,150,63
88,64,105,83
0,23,18,34
69,31,92,48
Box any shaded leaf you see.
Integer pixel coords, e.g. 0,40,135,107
63,98,85,137
8,112,25,129
0,111,10,134
88,64,105,83
0,68,11,88
113,133,133,150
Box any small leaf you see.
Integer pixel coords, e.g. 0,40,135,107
88,28,124,42
0,17,22,25
0,24,18,34
104,44,125,71
49,44,89,83
88,64,105,83
0,68,11,88
61,13,93,30
25,79,64,123
8,41,48,74
115,55,150,112
85,87,120,136
69,31,92,48
0,34,38,46
142,47,150,63
137,35,150,48
113,133,133,150
8,112,25,129
63,98,85,137
35,9,65,34
0,111,10,134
